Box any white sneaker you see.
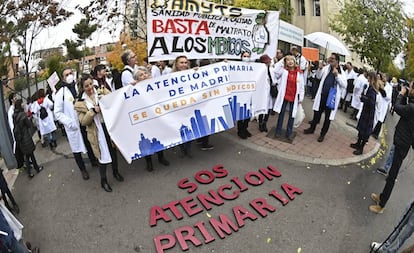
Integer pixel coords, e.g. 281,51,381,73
371,242,383,252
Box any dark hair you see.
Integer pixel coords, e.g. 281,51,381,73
331,53,340,62
78,74,93,98
15,99,24,113
37,88,45,98
8,92,15,106
93,64,106,77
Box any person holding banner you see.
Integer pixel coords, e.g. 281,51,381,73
272,55,305,141
237,51,253,139
74,76,124,192
133,66,170,171
257,54,273,132
172,56,194,157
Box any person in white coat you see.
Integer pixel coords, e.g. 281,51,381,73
350,68,369,120
338,62,358,113
272,55,305,140
372,73,392,139
304,53,347,142
54,68,92,180
7,93,24,169
30,89,57,149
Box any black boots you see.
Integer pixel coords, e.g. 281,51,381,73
350,137,366,155
101,178,112,192
353,141,366,155
81,169,90,180
258,114,268,132
112,169,124,182
157,152,170,166
145,156,153,172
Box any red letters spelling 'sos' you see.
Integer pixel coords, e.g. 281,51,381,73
152,19,210,35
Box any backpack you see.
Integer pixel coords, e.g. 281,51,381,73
112,68,132,90
39,106,48,120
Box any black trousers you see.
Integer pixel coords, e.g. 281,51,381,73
80,125,98,164
379,144,410,207
24,153,39,174
309,95,332,136
0,171,17,211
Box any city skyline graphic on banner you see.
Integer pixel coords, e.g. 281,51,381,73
131,96,251,160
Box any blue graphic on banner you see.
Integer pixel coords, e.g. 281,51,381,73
228,95,251,121
137,134,166,157
130,104,236,160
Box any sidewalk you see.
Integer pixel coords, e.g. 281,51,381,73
223,97,381,166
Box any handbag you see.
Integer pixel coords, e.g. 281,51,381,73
326,86,337,109
294,103,305,128
270,85,278,98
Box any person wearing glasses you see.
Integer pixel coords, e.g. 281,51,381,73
120,50,138,87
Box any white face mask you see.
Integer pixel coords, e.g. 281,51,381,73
65,74,75,84
242,57,250,62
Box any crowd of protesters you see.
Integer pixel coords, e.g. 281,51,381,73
2,46,414,252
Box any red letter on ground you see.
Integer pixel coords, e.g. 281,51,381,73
281,183,303,200
154,234,176,253
249,198,276,217
174,226,202,251
150,206,172,227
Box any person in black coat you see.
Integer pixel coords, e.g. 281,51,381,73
350,71,378,155
12,99,43,178
0,168,19,214
370,82,414,214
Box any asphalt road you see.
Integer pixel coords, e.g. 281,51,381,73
11,119,414,253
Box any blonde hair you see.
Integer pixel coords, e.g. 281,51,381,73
283,55,297,68
172,56,189,72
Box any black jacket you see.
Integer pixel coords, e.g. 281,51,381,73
393,94,414,149
13,111,35,155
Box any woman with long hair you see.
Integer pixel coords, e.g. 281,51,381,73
74,76,124,192
351,71,378,155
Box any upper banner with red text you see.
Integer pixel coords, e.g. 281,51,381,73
147,0,279,61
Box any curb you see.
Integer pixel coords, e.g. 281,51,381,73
221,131,381,166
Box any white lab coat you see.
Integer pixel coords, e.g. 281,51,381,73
312,65,347,120
351,74,368,110
54,86,86,153
31,97,57,136
271,60,305,118
374,82,392,124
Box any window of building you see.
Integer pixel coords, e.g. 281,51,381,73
298,0,305,16
313,0,321,16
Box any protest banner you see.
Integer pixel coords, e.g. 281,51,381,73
147,0,279,61
99,61,268,163
46,71,59,92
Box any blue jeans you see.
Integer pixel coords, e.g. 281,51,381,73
383,144,395,173
276,100,294,137
381,200,414,253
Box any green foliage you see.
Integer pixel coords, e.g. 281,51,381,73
233,0,292,21
8,0,72,73
72,18,97,41
330,0,406,72
64,39,82,60
46,55,65,78
402,18,414,81
13,77,28,91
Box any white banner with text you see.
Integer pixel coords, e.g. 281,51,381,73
99,61,267,163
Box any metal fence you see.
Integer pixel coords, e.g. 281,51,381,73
1,72,48,111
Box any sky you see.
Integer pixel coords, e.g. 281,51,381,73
16,0,414,57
